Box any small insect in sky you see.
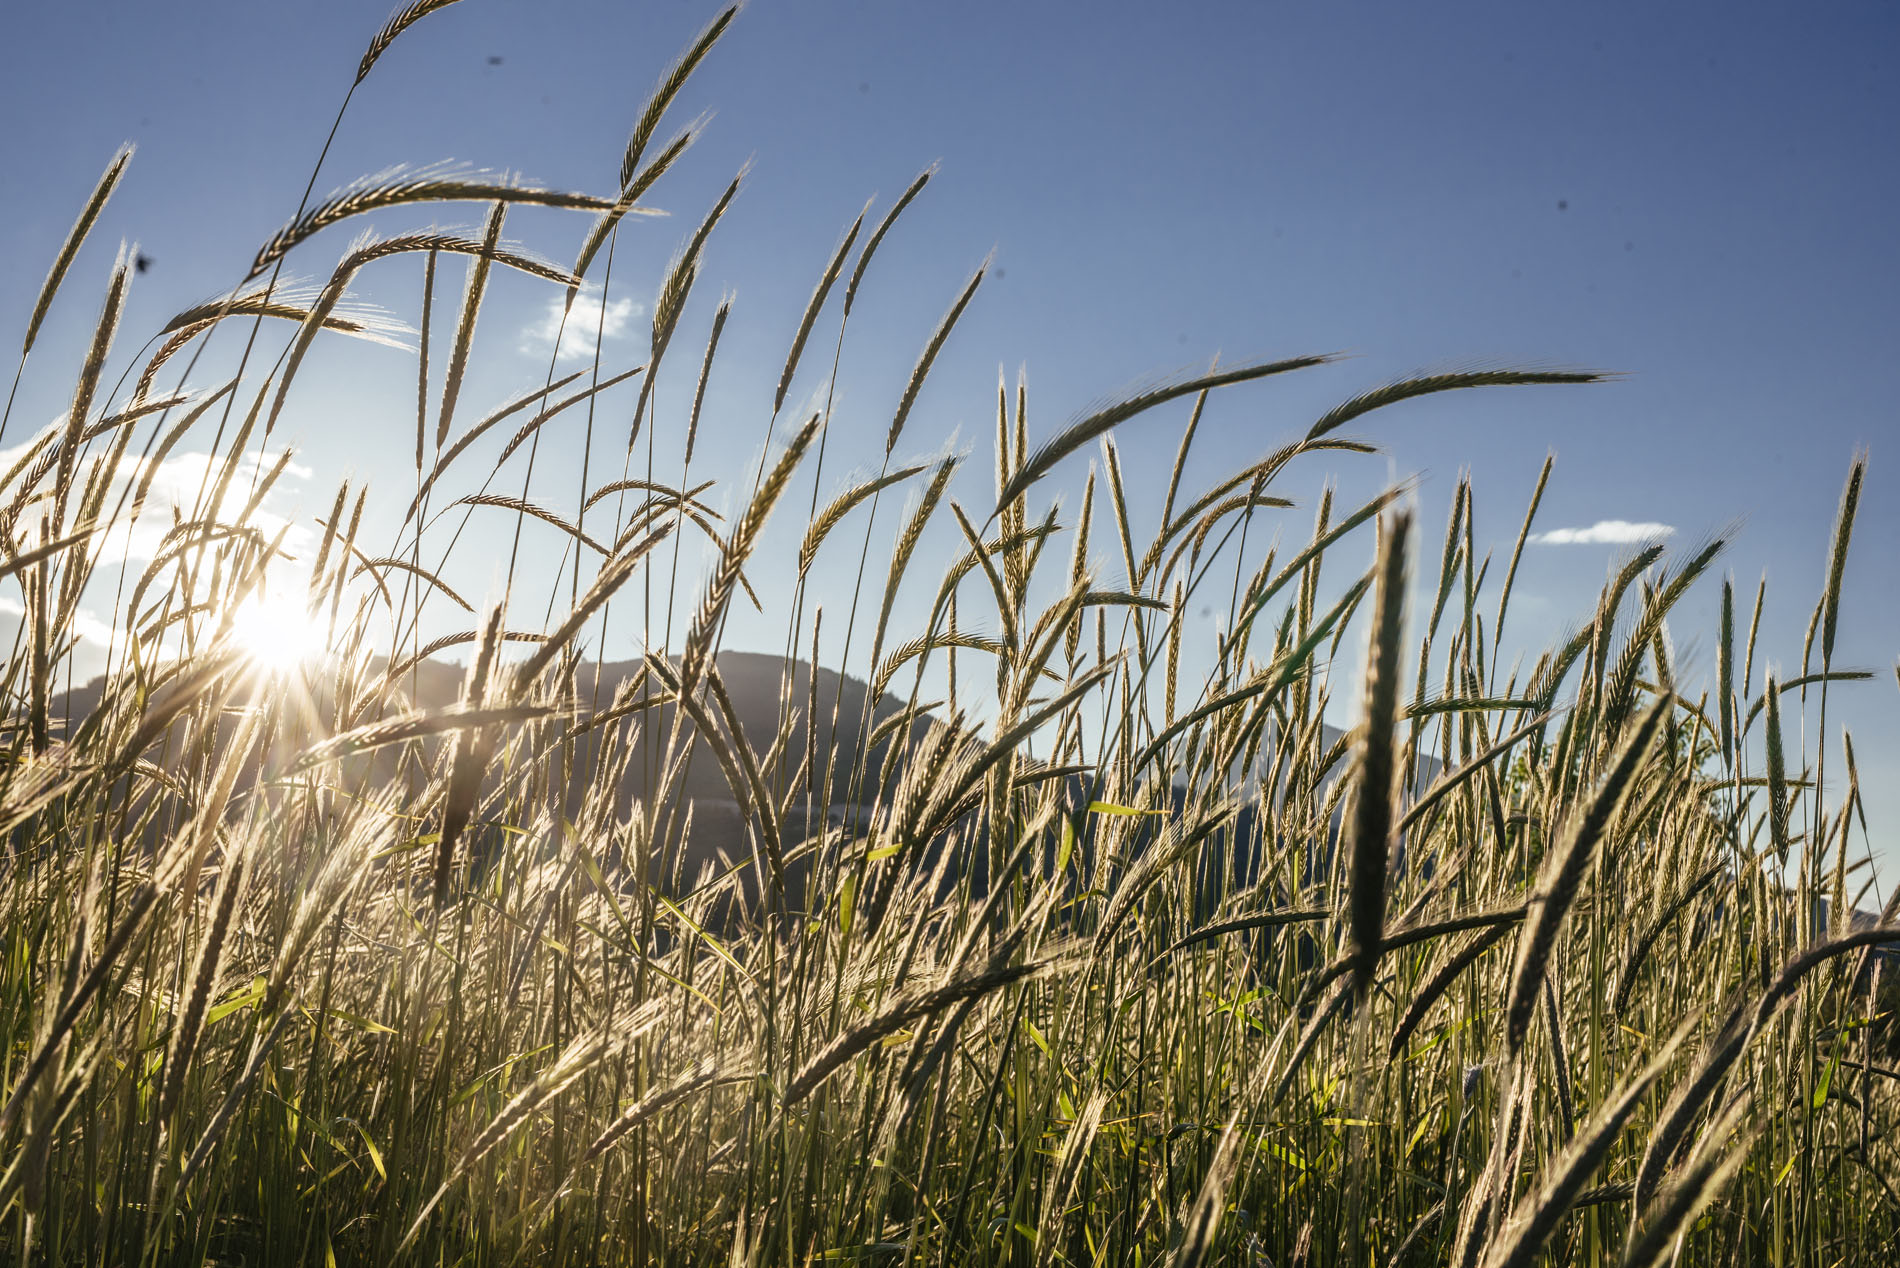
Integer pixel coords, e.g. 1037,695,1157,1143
487,55,503,65
135,253,153,274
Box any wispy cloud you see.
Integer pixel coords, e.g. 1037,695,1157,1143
519,286,641,362
1529,519,1676,545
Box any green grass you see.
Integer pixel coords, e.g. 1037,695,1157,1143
2,4,1896,1264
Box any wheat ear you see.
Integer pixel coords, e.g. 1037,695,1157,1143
999,356,1332,512
513,520,674,694
1479,1018,1696,1268
1762,672,1789,860
845,166,936,320
776,208,865,414
678,414,820,699
619,6,739,189
684,297,731,465
1624,1102,1754,1268
395,1034,609,1255
885,259,987,456
1388,924,1515,1059
1504,696,1668,1054
1820,453,1864,667
800,464,927,576
783,958,1041,1106
1307,368,1605,441
357,0,469,83
54,246,132,532
432,603,503,903
158,840,252,1126
252,168,614,278
1348,509,1410,1000
580,1062,725,1165
22,145,132,361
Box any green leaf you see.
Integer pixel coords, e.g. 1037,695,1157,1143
322,1007,396,1036
207,975,267,1025
351,1120,387,1182
1087,800,1165,818
1814,1040,1843,1111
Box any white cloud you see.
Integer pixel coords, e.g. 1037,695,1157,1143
0,433,318,671
0,442,315,567
519,286,641,363
1529,519,1676,545
69,607,124,653
130,448,313,512
0,593,138,657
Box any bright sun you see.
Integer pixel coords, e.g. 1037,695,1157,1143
228,592,322,673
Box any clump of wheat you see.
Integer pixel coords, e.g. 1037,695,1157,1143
0,6,1891,1267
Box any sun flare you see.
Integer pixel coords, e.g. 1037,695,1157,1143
228,591,321,673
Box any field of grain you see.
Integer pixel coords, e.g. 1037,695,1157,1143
2,4,1895,1265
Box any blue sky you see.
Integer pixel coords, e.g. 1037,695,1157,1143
2,1,1895,867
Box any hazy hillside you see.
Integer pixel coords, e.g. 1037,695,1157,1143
50,649,936,906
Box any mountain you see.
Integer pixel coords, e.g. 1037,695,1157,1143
44,652,1439,926
46,650,932,912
